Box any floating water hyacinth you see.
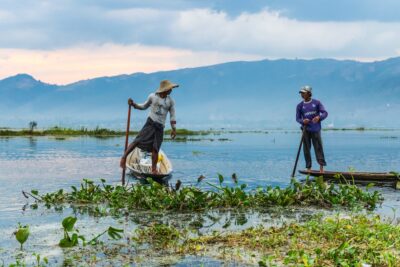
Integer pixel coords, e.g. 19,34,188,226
29,175,383,215
59,216,123,247
128,214,400,266
59,216,84,248
15,223,30,250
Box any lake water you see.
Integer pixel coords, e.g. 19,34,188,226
0,130,399,265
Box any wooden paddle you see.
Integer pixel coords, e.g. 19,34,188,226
291,127,307,178
121,103,132,186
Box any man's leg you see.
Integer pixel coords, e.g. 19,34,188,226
151,148,159,174
302,130,312,170
311,131,326,172
151,123,164,174
120,141,138,169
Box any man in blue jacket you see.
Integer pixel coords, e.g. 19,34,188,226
296,86,328,173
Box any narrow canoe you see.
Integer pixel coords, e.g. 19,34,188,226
125,148,173,182
299,170,399,186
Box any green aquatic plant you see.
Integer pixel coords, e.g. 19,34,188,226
6,259,26,267
164,128,213,136
390,172,400,190
2,253,48,267
58,216,123,247
127,214,400,266
254,177,382,209
33,253,48,267
164,136,230,142
133,223,186,249
0,127,217,137
59,216,84,248
14,223,30,250
87,226,124,246
260,214,400,266
44,212,399,266
192,150,203,156
31,175,382,215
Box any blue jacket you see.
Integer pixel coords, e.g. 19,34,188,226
296,99,328,132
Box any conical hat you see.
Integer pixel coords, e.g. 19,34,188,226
156,80,179,93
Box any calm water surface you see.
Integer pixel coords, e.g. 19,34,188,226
0,130,399,265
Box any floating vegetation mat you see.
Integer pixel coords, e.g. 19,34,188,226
130,214,400,266
27,176,383,215
11,176,388,266
9,213,399,266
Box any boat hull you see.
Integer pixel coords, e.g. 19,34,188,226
126,148,173,183
127,169,172,184
299,170,399,187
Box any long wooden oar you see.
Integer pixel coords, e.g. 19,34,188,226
291,127,307,178
121,103,132,185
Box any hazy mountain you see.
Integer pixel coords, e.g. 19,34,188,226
1,58,399,129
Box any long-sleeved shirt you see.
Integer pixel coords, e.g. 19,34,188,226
296,99,328,132
134,93,176,126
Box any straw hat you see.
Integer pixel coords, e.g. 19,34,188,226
156,80,179,93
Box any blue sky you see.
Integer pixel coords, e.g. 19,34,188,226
1,0,399,84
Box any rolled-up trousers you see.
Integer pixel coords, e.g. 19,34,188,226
303,130,326,169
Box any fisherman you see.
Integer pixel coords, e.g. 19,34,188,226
296,85,328,172
120,80,178,174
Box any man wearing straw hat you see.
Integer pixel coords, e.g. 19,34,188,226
296,85,328,173
120,80,178,174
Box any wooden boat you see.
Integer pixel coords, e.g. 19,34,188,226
299,170,399,187
125,147,173,182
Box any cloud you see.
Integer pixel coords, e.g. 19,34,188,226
169,9,400,59
0,4,400,59
1,3,400,83
0,44,263,84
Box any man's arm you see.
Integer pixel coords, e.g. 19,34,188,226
132,94,152,110
318,101,328,121
296,104,303,125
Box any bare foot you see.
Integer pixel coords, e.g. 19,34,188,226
306,168,311,173
319,166,324,173
151,169,159,175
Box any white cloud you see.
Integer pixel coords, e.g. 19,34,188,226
169,9,400,58
1,5,400,83
1,5,400,59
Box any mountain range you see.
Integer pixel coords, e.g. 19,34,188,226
1,57,399,129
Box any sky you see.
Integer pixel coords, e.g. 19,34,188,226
1,0,400,84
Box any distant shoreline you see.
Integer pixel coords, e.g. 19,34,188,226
0,126,398,138
0,127,215,137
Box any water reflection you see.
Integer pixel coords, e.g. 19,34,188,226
28,137,37,150
39,200,327,234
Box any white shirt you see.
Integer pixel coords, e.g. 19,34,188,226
134,93,176,126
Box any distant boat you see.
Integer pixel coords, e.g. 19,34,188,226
299,170,399,188
126,148,173,182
